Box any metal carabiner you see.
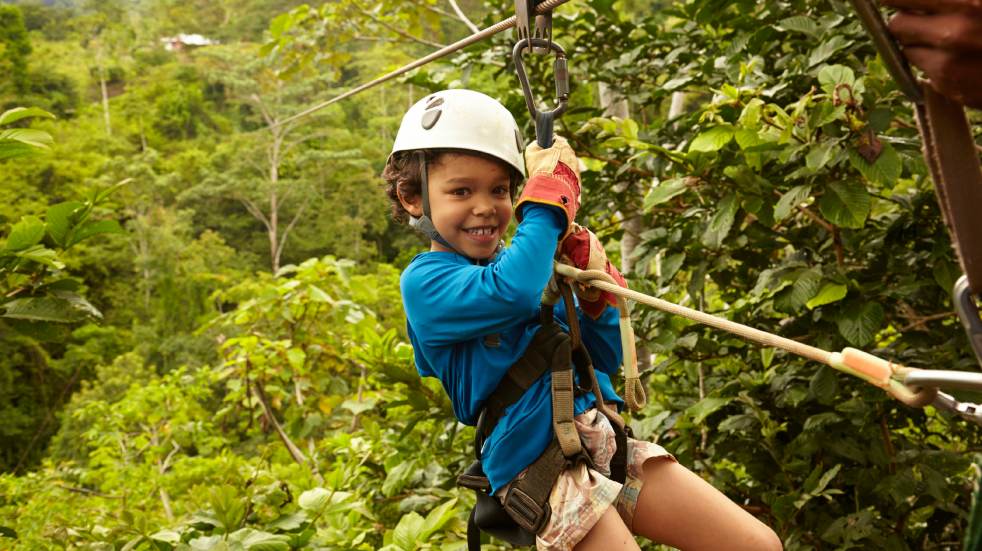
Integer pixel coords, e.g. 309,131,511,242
512,37,569,148
954,275,982,367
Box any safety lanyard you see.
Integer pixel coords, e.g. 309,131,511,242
513,1,569,148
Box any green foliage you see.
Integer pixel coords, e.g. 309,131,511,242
1,1,980,550
0,5,32,96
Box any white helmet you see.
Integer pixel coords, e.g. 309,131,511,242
390,89,526,177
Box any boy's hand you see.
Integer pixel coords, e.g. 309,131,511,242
559,224,626,319
515,136,581,234
880,0,982,108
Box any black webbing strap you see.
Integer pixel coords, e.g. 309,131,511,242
480,321,570,441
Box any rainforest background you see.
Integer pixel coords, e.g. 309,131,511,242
1,0,980,549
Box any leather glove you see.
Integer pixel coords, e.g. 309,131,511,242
880,0,982,108
559,224,626,319
515,136,581,235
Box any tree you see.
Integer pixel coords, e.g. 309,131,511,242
0,5,32,99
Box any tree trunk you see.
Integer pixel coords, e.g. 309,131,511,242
268,131,282,273
99,63,112,137
599,82,653,374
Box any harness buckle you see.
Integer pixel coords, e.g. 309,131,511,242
954,275,982,367
503,486,551,533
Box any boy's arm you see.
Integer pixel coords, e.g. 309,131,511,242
402,205,565,347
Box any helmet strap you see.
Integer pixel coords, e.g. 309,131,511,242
411,151,468,257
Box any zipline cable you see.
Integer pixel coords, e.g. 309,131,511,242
272,0,571,129
554,263,982,424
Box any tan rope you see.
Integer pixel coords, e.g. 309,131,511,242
273,0,572,128
554,263,833,365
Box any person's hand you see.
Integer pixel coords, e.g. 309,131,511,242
880,0,982,108
559,224,626,319
515,136,581,234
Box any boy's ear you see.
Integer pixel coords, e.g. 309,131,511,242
397,188,423,218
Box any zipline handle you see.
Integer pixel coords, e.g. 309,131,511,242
513,38,569,148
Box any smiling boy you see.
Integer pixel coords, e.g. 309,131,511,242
383,89,781,551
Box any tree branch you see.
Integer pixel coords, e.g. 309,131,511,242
253,381,308,466
446,0,479,33
352,0,447,49
239,197,271,231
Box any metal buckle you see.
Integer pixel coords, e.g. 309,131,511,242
503,486,550,533
954,275,982,367
512,37,569,148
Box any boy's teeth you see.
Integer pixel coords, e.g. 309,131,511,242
468,227,493,235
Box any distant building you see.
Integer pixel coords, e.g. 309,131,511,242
160,34,217,51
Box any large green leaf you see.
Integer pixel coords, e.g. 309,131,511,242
0,128,53,149
847,143,901,184
0,107,54,126
4,216,46,251
806,283,848,309
818,181,870,228
71,219,124,245
686,396,731,425
702,193,739,248
643,178,687,211
2,296,91,323
836,302,885,346
391,511,425,550
689,125,734,153
45,201,84,247
774,185,811,222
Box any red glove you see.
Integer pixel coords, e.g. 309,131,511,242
559,225,626,319
880,0,982,108
515,136,581,235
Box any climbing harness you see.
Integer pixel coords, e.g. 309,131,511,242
457,276,643,549
555,263,982,426
850,0,982,371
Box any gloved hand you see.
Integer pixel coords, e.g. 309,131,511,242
880,0,982,108
559,224,626,319
515,136,581,235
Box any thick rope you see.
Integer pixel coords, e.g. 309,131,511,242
273,0,572,129
552,263,953,411
554,263,833,364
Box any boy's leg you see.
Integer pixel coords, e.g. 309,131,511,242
574,506,641,551
631,459,782,551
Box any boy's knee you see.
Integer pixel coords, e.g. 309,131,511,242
752,525,783,551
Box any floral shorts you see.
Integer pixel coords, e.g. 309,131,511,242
496,408,675,551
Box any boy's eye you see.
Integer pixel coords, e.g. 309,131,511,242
493,185,509,196
450,188,470,196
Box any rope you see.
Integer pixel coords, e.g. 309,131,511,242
551,263,959,412
273,0,572,129
553,264,833,365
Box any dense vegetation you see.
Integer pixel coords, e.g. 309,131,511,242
0,0,980,549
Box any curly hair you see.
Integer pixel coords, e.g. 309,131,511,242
382,149,524,223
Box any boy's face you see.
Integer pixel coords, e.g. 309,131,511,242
412,152,513,260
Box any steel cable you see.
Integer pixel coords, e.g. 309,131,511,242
273,0,572,129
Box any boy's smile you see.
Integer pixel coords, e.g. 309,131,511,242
425,153,514,259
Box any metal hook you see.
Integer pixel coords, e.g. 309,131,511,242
954,275,982,367
512,38,569,148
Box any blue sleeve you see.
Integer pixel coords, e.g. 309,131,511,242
554,298,623,377
401,205,565,347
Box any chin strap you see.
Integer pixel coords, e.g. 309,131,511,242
410,151,503,263
409,213,457,252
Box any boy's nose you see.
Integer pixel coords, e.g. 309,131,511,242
473,197,496,216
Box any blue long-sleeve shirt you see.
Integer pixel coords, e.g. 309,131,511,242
400,206,625,493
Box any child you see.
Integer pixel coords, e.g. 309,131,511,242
383,89,782,551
